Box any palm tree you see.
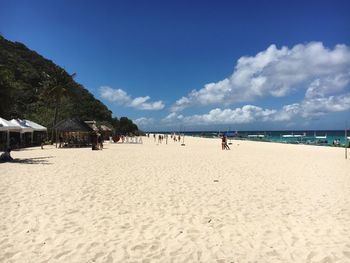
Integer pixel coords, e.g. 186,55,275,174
41,66,76,141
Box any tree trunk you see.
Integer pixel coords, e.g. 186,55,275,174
50,97,60,143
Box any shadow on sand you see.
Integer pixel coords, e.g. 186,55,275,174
10,156,53,165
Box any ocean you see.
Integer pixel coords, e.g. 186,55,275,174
151,130,350,147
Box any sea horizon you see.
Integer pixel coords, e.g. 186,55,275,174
147,129,349,146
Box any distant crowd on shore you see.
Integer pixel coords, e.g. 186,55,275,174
145,133,233,150
146,133,183,144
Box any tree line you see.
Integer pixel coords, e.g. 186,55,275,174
0,35,140,136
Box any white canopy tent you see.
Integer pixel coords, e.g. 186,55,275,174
10,119,47,146
23,119,47,132
24,119,47,145
10,119,35,133
0,117,21,131
0,117,22,149
1,118,47,149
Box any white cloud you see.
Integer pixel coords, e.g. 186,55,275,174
100,86,165,111
305,74,350,99
300,93,350,117
100,87,130,104
273,93,350,120
133,117,155,127
171,42,350,112
162,113,184,124
129,96,165,110
165,93,350,126
273,103,301,121
165,105,277,125
183,106,277,125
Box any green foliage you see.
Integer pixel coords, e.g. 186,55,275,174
110,116,139,135
0,35,139,136
0,67,15,119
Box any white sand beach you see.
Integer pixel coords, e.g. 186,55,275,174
1,137,350,263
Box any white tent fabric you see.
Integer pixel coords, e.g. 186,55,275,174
0,117,22,131
0,117,22,149
10,119,35,133
1,118,46,149
23,119,47,131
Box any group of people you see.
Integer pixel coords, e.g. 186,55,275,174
171,134,182,142
148,133,183,144
156,134,167,144
333,139,341,146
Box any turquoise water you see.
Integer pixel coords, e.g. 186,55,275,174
158,130,350,147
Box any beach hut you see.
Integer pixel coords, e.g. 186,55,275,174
84,120,99,132
0,117,22,150
99,125,113,140
54,118,93,147
10,119,35,147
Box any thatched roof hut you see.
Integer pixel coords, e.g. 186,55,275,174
100,125,112,132
100,124,113,140
54,119,93,132
54,119,95,148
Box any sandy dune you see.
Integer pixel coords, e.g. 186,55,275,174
1,137,350,262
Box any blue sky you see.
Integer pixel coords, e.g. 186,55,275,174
1,0,350,131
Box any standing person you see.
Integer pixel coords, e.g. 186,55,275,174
91,133,98,150
98,134,103,150
59,135,64,148
225,136,230,150
222,135,230,150
41,138,45,149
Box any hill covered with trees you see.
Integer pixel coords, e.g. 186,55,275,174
0,35,139,135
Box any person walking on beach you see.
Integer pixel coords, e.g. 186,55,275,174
222,135,230,150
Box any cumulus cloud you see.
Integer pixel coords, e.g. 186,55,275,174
305,74,350,99
273,93,350,121
100,86,165,110
299,93,350,117
177,106,277,125
133,117,155,127
163,112,184,123
171,42,350,112
165,93,350,126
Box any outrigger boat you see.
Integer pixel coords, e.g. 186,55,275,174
247,134,265,138
314,131,327,139
282,132,306,138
